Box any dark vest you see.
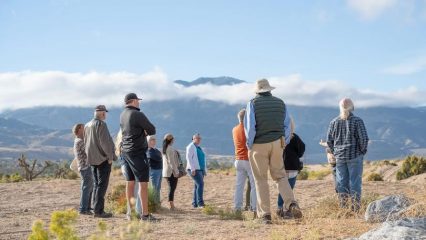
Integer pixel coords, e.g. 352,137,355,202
252,92,286,144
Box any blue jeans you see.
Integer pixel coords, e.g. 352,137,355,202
277,177,296,209
79,167,94,212
149,168,162,204
188,169,205,207
336,155,364,211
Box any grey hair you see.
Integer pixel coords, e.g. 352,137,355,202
237,109,246,123
339,98,354,120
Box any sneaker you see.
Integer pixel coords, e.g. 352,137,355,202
141,214,160,222
289,203,303,219
261,214,272,224
94,212,113,218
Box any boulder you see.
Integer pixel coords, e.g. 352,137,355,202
365,195,411,223
357,217,426,240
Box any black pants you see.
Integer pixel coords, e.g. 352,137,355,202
92,160,111,214
165,175,178,202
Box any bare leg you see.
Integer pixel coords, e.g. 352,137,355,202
139,182,149,216
126,181,135,214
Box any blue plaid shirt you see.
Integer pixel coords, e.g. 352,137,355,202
326,113,369,161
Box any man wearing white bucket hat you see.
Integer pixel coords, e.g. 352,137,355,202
244,79,302,224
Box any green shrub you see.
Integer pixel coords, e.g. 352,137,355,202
367,173,383,181
297,169,309,180
396,156,426,180
201,204,217,215
308,169,332,180
28,210,79,240
148,185,160,213
218,208,244,220
382,160,398,166
106,184,127,214
28,220,49,240
0,173,24,183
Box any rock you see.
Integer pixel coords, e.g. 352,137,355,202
365,195,411,223
356,217,426,240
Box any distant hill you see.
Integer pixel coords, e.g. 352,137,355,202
174,76,246,87
1,100,426,165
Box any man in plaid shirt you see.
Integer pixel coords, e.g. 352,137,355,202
326,98,369,212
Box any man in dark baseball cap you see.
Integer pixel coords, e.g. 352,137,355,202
120,93,158,222
95,105,109,112
124,93,142,104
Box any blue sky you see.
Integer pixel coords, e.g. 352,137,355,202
0,0,426,109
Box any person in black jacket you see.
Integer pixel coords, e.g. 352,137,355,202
120,93,158,222
277,118,305,218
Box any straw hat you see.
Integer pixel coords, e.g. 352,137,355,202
254,79,275,93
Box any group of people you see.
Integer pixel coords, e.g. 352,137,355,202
72,78,369,225
72,93,207,221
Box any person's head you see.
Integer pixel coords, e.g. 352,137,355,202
237,108,246,123
192,133,202,145
147,135,157,148
254,78,275,94
94,105,108,120
124,93,142,109
72,123,84,138
339,98,354,120
162,133,174,154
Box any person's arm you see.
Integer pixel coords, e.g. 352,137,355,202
186,144,199,176
326,121,335,154
283,106,291,145
98,122,116,163
244,101,256,149
75,140,87,167
356,118,369,155
138,112,156,136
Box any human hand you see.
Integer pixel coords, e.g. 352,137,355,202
192,170,196,176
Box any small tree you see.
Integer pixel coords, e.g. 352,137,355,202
17,154,52,181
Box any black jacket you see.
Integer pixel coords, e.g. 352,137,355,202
120,106,156,154
283,133,305,170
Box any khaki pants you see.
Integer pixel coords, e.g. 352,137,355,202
249,139,296,217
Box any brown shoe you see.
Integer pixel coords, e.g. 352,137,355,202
289,203,303,219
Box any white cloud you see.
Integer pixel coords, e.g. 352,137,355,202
0,69,425,112
347,0,398,20
383,56,426,75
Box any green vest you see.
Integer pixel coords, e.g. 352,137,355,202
252,92,286,144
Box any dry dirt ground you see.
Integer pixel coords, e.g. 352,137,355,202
0,168,425,240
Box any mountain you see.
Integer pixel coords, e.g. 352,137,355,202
0,117,73,173
174,76,246,87
1,100,426,166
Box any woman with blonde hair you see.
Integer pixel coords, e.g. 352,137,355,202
276,117,305,218
162,133,181,210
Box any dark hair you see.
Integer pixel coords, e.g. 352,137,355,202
162,138,173,154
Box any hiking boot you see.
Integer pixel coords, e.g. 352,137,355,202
289,203,303,219
79,211,93,215
141,213,160,222
261,214,272,224
276,208,283,216
94,212,113,218
280,210,294,219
